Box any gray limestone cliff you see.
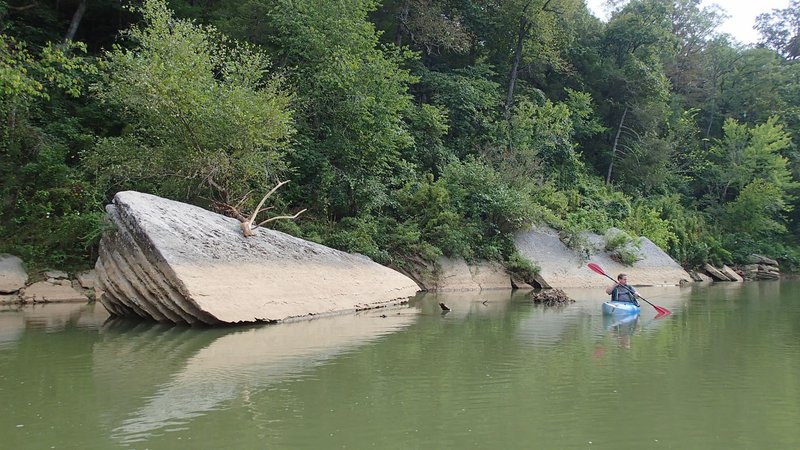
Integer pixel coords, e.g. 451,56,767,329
514,226,691,288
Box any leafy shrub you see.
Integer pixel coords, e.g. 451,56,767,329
720,231,799,269
604,229,643,265
419,65,503,157
324,216,381,260
534,173,631,234
558,228,596,261
0,34,104,270
89,0,294,205
650,197,732,268
623,199,678,250
505,251,540,282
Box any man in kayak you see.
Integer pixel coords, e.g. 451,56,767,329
605,273,640,306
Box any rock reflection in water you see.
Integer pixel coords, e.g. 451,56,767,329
0,314,23,348
411,290,517,319
0,303,108,348
93,307,418,443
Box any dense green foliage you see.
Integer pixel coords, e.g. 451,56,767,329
88,0,295,204
2,0,800,274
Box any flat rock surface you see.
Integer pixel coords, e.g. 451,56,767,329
704,264,730,281
21,281,88,303
95,191,420,325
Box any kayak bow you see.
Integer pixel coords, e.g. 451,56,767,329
602,301,641,316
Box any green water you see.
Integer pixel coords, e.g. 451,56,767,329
1,281,798,449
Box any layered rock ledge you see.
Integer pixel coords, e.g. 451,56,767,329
95,191,419,325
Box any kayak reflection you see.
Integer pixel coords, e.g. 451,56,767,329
604,313,639,349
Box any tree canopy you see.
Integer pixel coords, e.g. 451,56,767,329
2,0,800,272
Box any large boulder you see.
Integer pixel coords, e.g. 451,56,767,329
405,257,512,291
704,263,732,281
514,226,691,288
688,270,713,283
720,265,743,282
76,270,97,289
748,254,779,266
741,263,780,280
741,254,781,280
0,254,28,294
95,191,419,325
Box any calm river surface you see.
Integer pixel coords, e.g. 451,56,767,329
1,281,798,449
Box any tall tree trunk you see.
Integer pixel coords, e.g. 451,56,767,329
606,106,628,185
504,17,529,119
396,0,411,47
705,111,714,139
705,99,716,140
504,0,540,119
65,0,88,42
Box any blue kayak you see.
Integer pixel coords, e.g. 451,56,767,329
602,301,641,316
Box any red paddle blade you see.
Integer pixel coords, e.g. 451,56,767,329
587,263,606,276
654,306,671,316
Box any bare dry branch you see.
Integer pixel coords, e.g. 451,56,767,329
213,180,304,236
244,179,290,229
10,3,38,11
255,209,307,228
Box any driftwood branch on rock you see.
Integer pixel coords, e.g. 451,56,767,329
214,180,307,237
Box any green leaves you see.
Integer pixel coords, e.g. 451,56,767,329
724,179,788,235
691,117,798,261
0,32,103,269
1,35,46,102
240,0,419,218
4,0,800,273
622,199,677,250
756,0,800,61
393,158,534,262
89,0,294,203
1,36,96,110
705,117,794,203
604,228,643,266
496,97,580,187
420,65,502,157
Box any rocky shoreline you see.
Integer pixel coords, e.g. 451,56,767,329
0,193,788,323
1,251,782,307
0,255,97,305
